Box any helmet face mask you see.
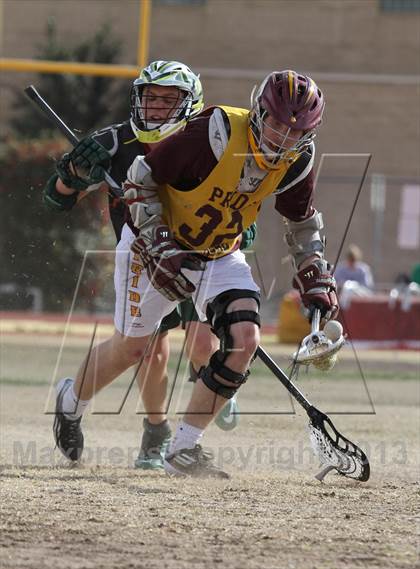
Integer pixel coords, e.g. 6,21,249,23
248,70,324,170
130,60,204,144
131,84,191,137
249,105,316,168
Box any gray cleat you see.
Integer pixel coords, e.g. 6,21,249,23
164,444,230,479
135,418,172,470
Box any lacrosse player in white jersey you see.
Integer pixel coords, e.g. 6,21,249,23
46,60,255,468
44,61,212,467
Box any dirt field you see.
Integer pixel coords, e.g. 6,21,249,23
1,331,419,569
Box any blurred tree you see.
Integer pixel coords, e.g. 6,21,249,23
1,21,130,312
0,21,130,311
11,19,131,138
0,139,110,312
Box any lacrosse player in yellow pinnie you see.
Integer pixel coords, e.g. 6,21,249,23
117,70,339,478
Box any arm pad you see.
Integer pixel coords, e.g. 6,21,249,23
127,156,158,190
124,156,162,228
283,210,325,269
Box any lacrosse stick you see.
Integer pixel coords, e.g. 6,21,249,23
292,308,345,371
256,346,370,482
24,85,123,198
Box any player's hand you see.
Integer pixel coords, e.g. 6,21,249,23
292,259,339,321
240,222,257,250
56,137,110,191
132,224,205,302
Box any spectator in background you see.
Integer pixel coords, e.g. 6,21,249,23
334,245,374,309
335,244,374,290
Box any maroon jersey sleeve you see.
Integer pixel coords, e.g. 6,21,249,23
144,112,217,191
274,168,315,222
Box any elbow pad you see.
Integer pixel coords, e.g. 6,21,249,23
284,210,325,269
124,156,162,228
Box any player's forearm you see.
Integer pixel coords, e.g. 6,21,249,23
283,209,325,270
56,176,108,196
56,177,77,196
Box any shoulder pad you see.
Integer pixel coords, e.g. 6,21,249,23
208,108,231,160
92,123,125,156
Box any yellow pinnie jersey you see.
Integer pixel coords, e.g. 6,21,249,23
158,106,299,260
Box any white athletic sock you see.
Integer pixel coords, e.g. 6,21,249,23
58,379,90,419
168,420,204,454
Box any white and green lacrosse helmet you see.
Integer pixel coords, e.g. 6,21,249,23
130,60,204,143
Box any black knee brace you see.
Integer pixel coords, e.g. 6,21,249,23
188,362,205,383
206,289,261,350
200,289,261,399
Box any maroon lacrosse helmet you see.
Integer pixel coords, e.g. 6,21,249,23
248,70,325,169
262,70,325,130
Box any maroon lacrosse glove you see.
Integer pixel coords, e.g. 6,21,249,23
292,259,339,321
132,224,205,302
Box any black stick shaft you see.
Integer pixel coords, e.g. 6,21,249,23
256,346,311,411
24,85,122,197
25,85,79,144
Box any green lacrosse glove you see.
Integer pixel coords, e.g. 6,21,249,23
42,174,78,212
56,137,111,191
240,222,257,250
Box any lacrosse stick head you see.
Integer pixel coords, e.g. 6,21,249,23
292,330,345,371
307,406,370,482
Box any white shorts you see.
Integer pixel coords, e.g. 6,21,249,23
114,224,260,337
